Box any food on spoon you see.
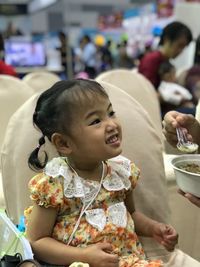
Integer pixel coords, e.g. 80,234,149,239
177,143,198,153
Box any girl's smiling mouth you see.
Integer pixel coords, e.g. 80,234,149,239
106,134,120,145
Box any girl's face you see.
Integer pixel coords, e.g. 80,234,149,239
164,36,189,59
66,95,122,167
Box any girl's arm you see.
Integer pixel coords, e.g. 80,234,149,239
26,203,118,266
125,191,178,251
132,211,160,237
125,190,157,237
26,203,86,265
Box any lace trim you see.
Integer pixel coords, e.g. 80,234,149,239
85,209,106,231
108,202,127,228
44,156,132,201
85,202,127,231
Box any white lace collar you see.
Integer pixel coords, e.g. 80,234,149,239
44,155,131,201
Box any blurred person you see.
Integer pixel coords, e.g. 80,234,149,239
194,34,200,64
4,21,23,39
0,59,18,77
57,31,68,70
0,33,17,77
57,31,74,78
162,110,200,207
98,39,113,72
116,41,134,69
0,31,4,59
137,40,153,63
139,21,193,89
74,39,85,75
158,61,195,117
184,65,200,104
80,35,97,79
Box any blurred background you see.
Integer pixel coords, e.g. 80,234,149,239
0,0,200,79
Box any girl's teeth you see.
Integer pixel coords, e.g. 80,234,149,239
108,136,117,143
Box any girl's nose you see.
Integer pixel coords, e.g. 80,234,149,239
106,118,117,131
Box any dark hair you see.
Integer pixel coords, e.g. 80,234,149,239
159,21,192,46
28,79,108,171
158,61,175,78
82,35,91,43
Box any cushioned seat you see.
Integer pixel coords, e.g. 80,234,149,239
0,75,34,209
22,71,61,93
0,75,34,152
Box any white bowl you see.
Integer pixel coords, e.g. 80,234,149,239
171,154,200,198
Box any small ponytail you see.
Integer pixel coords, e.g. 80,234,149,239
28,136,48,171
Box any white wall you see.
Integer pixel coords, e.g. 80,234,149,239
30,0,98,33
30,11,48,33
171,41,196,71
174,2,200,39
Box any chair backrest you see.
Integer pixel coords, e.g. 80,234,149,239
96,69,163,143
0,75,34,152
1,93,58,222
22,71,61,93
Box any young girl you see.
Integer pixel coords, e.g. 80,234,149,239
25,79,178,267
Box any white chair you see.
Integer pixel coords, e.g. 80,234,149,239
1,82,200,265
22,71,61,93
0,75,34,207
0,75,34,210
0,75,34,152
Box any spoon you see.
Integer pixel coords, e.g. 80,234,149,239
176,127,199,153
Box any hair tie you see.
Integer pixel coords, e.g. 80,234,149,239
36,144,41,150
36,135,46,151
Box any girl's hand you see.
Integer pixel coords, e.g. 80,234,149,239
83,242,119,267
152,223,178,252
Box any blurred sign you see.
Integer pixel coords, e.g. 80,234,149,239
0,4,27,15
156,0,175,17
98,12,123,30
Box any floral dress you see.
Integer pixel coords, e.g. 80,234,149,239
25,155,163,267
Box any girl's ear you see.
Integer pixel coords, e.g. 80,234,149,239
51,133,72,155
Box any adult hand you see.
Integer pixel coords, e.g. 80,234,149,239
162,111,200,147
178,189,200,208
152,223,178,252
83,242,119,267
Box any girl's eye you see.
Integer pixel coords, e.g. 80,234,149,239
89,119,101,125
109,111,116,117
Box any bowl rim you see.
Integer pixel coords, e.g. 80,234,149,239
171,154,200,177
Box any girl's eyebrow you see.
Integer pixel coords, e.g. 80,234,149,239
85,103,112,119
